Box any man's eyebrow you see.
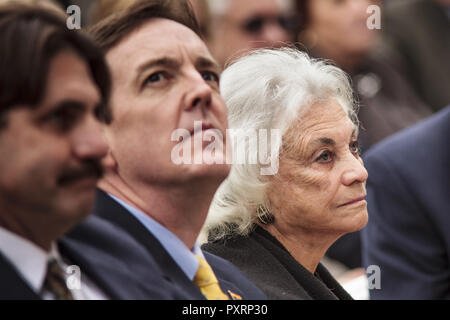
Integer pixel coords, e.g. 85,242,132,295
135,57,180,82
195,56,221,72
48,100,86,112
36,100,85,122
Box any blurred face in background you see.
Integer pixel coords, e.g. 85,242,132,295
435,0,450,5
300,0,379,70
208,0,297,67
188,0,212,39
0,51,107,239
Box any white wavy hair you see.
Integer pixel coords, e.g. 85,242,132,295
199,47,357,243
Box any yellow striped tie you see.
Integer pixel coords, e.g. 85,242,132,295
193,255,229,300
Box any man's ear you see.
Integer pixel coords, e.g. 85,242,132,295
102,148,117,171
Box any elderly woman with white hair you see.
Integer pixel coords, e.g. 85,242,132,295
201,48,368,300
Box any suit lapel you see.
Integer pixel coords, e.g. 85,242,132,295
59,237,148,300
0,252,40,300
94,189,205,299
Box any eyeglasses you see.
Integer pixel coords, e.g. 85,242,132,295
240,15,300,34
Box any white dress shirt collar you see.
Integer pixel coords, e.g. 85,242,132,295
108,193,203,280
0,226,108,300
0,226,50,293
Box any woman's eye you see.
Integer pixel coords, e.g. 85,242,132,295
350,140,360,155
316,150,333,163
201,71,219,83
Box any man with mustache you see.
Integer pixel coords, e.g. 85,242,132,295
0,3,177,299
89,0,266,299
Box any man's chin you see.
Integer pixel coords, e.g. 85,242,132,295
56,192,96,222
188,161,230,179
162,162,231,188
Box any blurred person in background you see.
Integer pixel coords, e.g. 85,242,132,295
201,48,367,300
0,3,177,299
89,0,211,38
297,0,376,73
296,0,432,152
188,0,211,39
89,0,139,25
295,0,433,280
205,0,299,67
380,0,450,112
0,0,63,12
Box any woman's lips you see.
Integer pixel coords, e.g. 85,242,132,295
339,195,367,207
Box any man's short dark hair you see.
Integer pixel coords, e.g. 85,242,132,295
88,0,201,53
0,3,112,126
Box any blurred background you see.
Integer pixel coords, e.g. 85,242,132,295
3,0,449,299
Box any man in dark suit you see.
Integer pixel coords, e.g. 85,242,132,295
361,106,450,299
88,0,266,300
0,4,177,300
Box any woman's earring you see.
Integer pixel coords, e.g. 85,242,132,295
256,205,275,225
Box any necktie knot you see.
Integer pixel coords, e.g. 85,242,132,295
41,259,74,300
193,255,229,300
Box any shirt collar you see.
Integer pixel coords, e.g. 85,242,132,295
0,226,52,293
108,194,203,280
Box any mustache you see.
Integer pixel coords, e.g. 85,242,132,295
57,160,104,186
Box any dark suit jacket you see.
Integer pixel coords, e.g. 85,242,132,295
94,189,267,300
362,106,450,299
203,225,353,300
0,215,178,300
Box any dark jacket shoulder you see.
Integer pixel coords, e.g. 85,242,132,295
62,215,178,299
203,226,352,300
94,189,266,300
